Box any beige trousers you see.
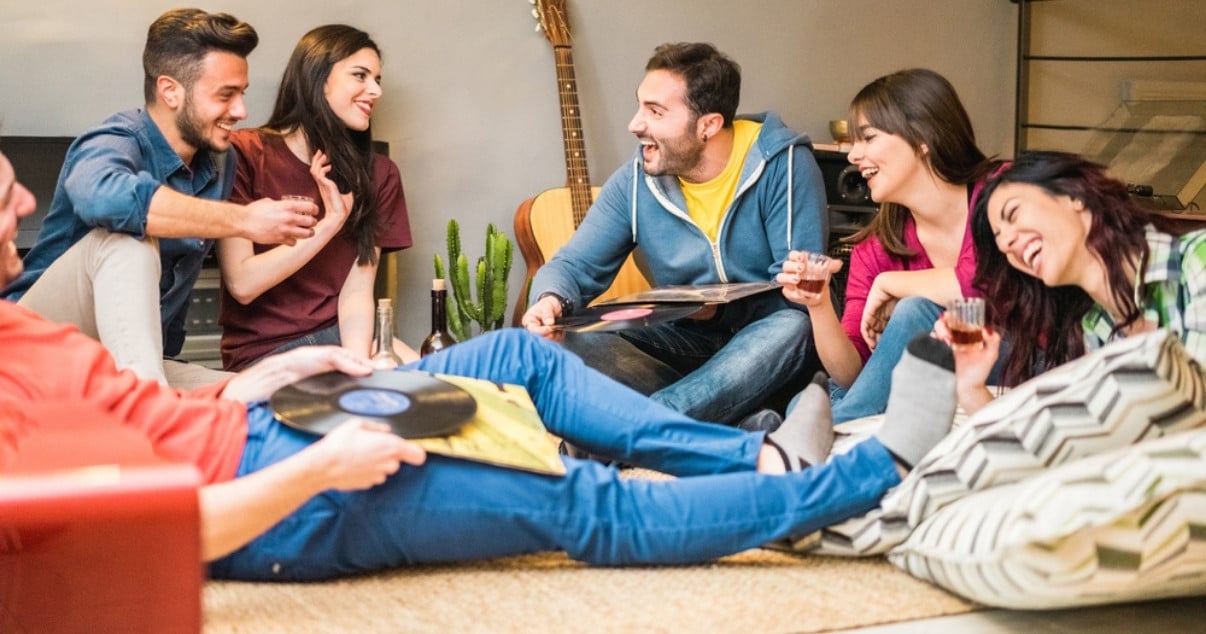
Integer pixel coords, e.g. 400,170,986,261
18,228,231,388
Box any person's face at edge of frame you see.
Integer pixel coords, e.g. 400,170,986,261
175,51,250,154
0,151,38,289
846,115,931,205
324,47,382,132
627,69,705,179
986,181,1094,289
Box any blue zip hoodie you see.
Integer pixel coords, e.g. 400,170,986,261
532,111,828,320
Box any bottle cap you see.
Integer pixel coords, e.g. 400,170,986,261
432,278,446,291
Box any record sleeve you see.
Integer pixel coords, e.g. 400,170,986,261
553,302,704,333
594,281,781,306
413,374,566,475
269,371,566,476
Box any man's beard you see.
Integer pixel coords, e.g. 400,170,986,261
644,119,705,177
176,91,219,154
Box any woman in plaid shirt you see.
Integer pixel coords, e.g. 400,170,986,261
943,150,1206,414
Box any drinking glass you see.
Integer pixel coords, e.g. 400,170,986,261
795,251,832,300
946,298,986,348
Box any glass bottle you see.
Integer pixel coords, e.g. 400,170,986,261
370,297,403,370
420,278,457,357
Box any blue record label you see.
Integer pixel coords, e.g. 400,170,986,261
338,388,412,417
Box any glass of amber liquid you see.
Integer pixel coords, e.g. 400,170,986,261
946,298,985,348
795,251,832,300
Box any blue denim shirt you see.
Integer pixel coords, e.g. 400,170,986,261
4,108,235,356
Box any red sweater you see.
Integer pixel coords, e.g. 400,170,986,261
0,302,247,484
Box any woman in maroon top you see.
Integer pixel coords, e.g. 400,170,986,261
219,25,417,371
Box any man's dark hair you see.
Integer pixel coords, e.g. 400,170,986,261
645,42,740,127
142,8,258,102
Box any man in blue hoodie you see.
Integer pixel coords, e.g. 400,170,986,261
522,42,827,426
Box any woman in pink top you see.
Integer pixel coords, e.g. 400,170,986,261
779,68,1000,422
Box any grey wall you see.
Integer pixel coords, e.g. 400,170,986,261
0,0,1017,345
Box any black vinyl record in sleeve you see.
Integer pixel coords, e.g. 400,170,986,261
552,302,705,332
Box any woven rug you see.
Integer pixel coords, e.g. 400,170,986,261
204,549,977,633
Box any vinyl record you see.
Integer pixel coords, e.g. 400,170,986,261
270,370,477,438
553,302,704,333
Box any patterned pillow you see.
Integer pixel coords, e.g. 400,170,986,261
889,428,1206,609
774,329,1206,556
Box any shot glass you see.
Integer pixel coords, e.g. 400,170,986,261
946,297,986,348
795,251,832,300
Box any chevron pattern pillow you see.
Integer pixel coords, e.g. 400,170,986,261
890,427,1206,608
774,329,1206,557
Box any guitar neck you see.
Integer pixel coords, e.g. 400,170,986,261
552,45,593,226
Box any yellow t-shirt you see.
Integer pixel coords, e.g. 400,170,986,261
680,120,762,242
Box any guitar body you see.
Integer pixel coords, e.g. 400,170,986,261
512,186,650,324
511,0,650,325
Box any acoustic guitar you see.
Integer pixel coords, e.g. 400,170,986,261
511,0,650,325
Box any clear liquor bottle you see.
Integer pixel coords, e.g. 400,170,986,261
370,298,403,370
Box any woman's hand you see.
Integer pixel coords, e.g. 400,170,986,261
778,250,844,309
933,314,1000,414
860,277,898,350
305,419,427,491
310,149,354,226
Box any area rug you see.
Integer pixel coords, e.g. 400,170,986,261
204,549,977,633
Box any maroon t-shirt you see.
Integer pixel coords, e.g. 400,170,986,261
220,130,412,370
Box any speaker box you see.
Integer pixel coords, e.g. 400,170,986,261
813,149,873,208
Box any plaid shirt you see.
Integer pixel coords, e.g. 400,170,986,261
1082,225,1206,362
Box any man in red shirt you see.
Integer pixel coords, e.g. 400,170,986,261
1,149,956,580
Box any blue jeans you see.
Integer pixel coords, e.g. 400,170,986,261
208,329,899,581
562,308,814,424
808,297,1007,423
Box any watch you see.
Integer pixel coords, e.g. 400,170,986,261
537,292,573,316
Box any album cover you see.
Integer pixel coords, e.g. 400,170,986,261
595,281,781,306
412,374,566,476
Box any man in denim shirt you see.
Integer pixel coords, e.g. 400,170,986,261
3,9,317,386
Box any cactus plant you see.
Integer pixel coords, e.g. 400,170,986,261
433,220,513,340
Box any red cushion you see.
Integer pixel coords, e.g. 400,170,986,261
0,402,203,633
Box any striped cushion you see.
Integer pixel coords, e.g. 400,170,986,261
890,428,1206,608
774,329,1206,557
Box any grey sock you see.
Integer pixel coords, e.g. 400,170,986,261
737,408,784,433
766,374,834,470
874,335,957,468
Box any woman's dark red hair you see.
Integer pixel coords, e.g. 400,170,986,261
971,151,1185,386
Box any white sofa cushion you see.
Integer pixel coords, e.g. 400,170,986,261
774,329,1206,557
